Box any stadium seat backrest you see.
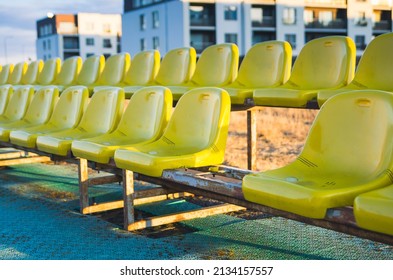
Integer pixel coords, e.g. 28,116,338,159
22,86,59,124
36,58,61,85
21,60,44,85
7,61,28,85
0,86,12,115
123,50,160,85
76,55,105,86
48,86,89,128
351,32,393,90
190,44,239,86
288,36,355,89
155,47,196,85
55,56,82,86
97,53,131,86
2,86,35,121
0,64,14,85
77,88,124,134
236,41,292,87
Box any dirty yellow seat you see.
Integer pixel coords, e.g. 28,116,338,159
35,56,82,92
224,41,292,105
167,44,238,101
36,87,124,156
318,32,393,106
10,86,89,148
0,86,34,123
119,50,160,98
89,53,131,94
253,36,356,108
0,86,59,142
32,58,61,91
0,64,14,85
242,90,393,219
75,55,105,88
17,60,44,86
6,61,28,85
71,86,172,163
114,87,231,177
123,48,196,98
354,186,393,236
0,85,12,115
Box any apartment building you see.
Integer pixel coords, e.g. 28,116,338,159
36,13,122,61
122,0,393,57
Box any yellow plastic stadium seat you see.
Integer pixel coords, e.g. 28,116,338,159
253,36,356,108
354,186,393,236
123,48,196,97
224,41,292,105
35,56,82,92
7,61,28,85
75,55,105,87
19,60,44,85
120,50,160,97
10,86,89,148
318,32,393,106
0,86,34,123
71,86,172,163
242,90,393,219
0,86,59,142
0,85,12,115
36,87,124,156
0,64,14,85
89,53,131,93
167,44,239,100
114,87,231,177
33,58,61,90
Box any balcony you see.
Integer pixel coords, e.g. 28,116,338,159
252,16,275,27
373,20,392,30
251,5,276,28
63,36,79,50
190,31,215,53
305,19,347,29
190,4,215,27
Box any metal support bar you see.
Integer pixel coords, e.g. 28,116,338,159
247,110,257,170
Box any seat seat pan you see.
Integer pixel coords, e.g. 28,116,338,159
253,87,319,108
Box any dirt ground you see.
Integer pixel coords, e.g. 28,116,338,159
224,107,318,171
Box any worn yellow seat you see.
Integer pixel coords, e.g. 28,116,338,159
89,53,131,93
0,86,59,142
224,41,292,105
32,58,61,91
6,61,28,85
0,86,34,123
253,36,356,108
119,50,160,98
36,87,124,156
114,87,231,177
167,44,238,101
0,64,14,85
0,85,12,115
18,60,44,86
242,90,393,219
75,55,105,88
35,56,82,92
123,48,195,98
10,86,89,148
318,32,393,106
354,186,393,236
71,86,172,163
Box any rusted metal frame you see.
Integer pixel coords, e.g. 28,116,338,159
247,109,258,171
136,169,393,245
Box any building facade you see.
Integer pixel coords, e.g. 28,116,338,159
122,0,393,57
36,13,122,61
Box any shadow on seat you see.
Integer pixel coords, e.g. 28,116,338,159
9,86,89,148
318,32,393,106
114,87,231,177
242,90,393,218
224,41,292,105
71,86,172,163
36,87,125,156
253,36,356,108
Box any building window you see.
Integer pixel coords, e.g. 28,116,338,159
140,14,146,30
43,55,47,61
190,31,216,53
190,4,215,26
355,35,366,50
356,12,367,26
140,38,146,51
103,23,111,33
63,36,79,49
224,5,237,20
251,6,275,27
152,11,159,28
225,33,238,44
48,40,51,50
282,7,296,25
86,38,95,46
86,53,95,58
43,41,46,50
285,34,297,49
103,39,112,48
153,36,160,49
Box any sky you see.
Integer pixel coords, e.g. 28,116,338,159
0,0,122,64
